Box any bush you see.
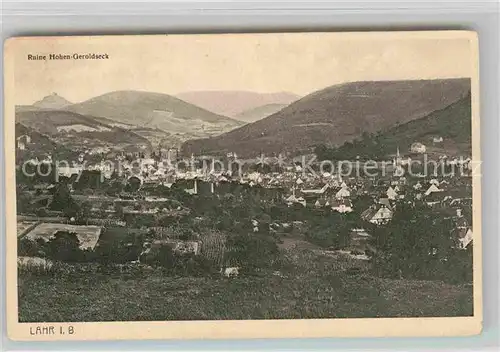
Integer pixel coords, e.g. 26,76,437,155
139,243,216,276
140,244,174,268
95,231,145,264
18,238,42,257
35,207,48,217
225,233,279,271
17,257,55,276
19,234,95,263
45,231,86,262
370,203,473,284
171,254,215,276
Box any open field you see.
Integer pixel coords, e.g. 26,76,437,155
18,249,473,322
18,268,473,322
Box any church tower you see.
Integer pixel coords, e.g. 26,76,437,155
393,146,404,177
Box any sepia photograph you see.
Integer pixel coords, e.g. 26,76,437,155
4,31,481,340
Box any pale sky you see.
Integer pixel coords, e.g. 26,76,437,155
8,31,475,105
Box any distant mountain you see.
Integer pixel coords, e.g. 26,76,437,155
15,105,42,113
66,90,243,136
32,93,72,109
380,93,472,155
16,109,112,135
316,94,472,160
234,103,288,123
176,91,299,117
90,115,137,130
181,78,471,158
16,93,72,113
15,109,151,149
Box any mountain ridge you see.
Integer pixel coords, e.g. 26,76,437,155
32,93,72,110
16,90,246,150
68,90,241,124
315,93,472,160
181,78,471,157
176,90,299,117
234,103,288,123
64,90,244,140
15,109,152,150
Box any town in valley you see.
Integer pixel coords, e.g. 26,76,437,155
13,34,476,322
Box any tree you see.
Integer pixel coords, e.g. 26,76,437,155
45,231,83,262
140,244,175,268
63,200,80,220
127,214,155,228
50,183,73,211
305,212,351,249
77,201,92,223
225,233,279,271
99,202,110,218
106,180,124,196
16,189,34,214
35,207,49,217
126,176,141,192
314,144,329,161
155,245,176,268
18,238,40,257
114,203,124,219
370,203,468,282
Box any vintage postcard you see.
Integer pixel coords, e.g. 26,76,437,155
4,31,481,341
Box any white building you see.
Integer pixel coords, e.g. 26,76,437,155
361,205,393,225
301,184,329,196
335,184,351,199
457,228,473,249
424,184,443,196
285,192,306,207
16,135,31,150
331,199,353,213
410,142,427,154
386,186,398,200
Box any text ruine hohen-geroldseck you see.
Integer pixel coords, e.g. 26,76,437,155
27,53,110,61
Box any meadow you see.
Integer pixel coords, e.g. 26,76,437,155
18,248,473,322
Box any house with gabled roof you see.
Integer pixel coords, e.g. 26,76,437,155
330,198,353,213
301,184,329,196
452,211,473,249
377,197,393,211
285,192,306,207
295,196,306,207
334,184,351,199
425,192,445,207
17,134,31,150
449,197,473,207
456,227,473,249
361,204,393,225
314,198,330,208
424,184,443,196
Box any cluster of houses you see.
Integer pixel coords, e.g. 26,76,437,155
18,144,474,257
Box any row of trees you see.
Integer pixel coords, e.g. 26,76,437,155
314,132,391,161
18,230,216,276
369,203,473,283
